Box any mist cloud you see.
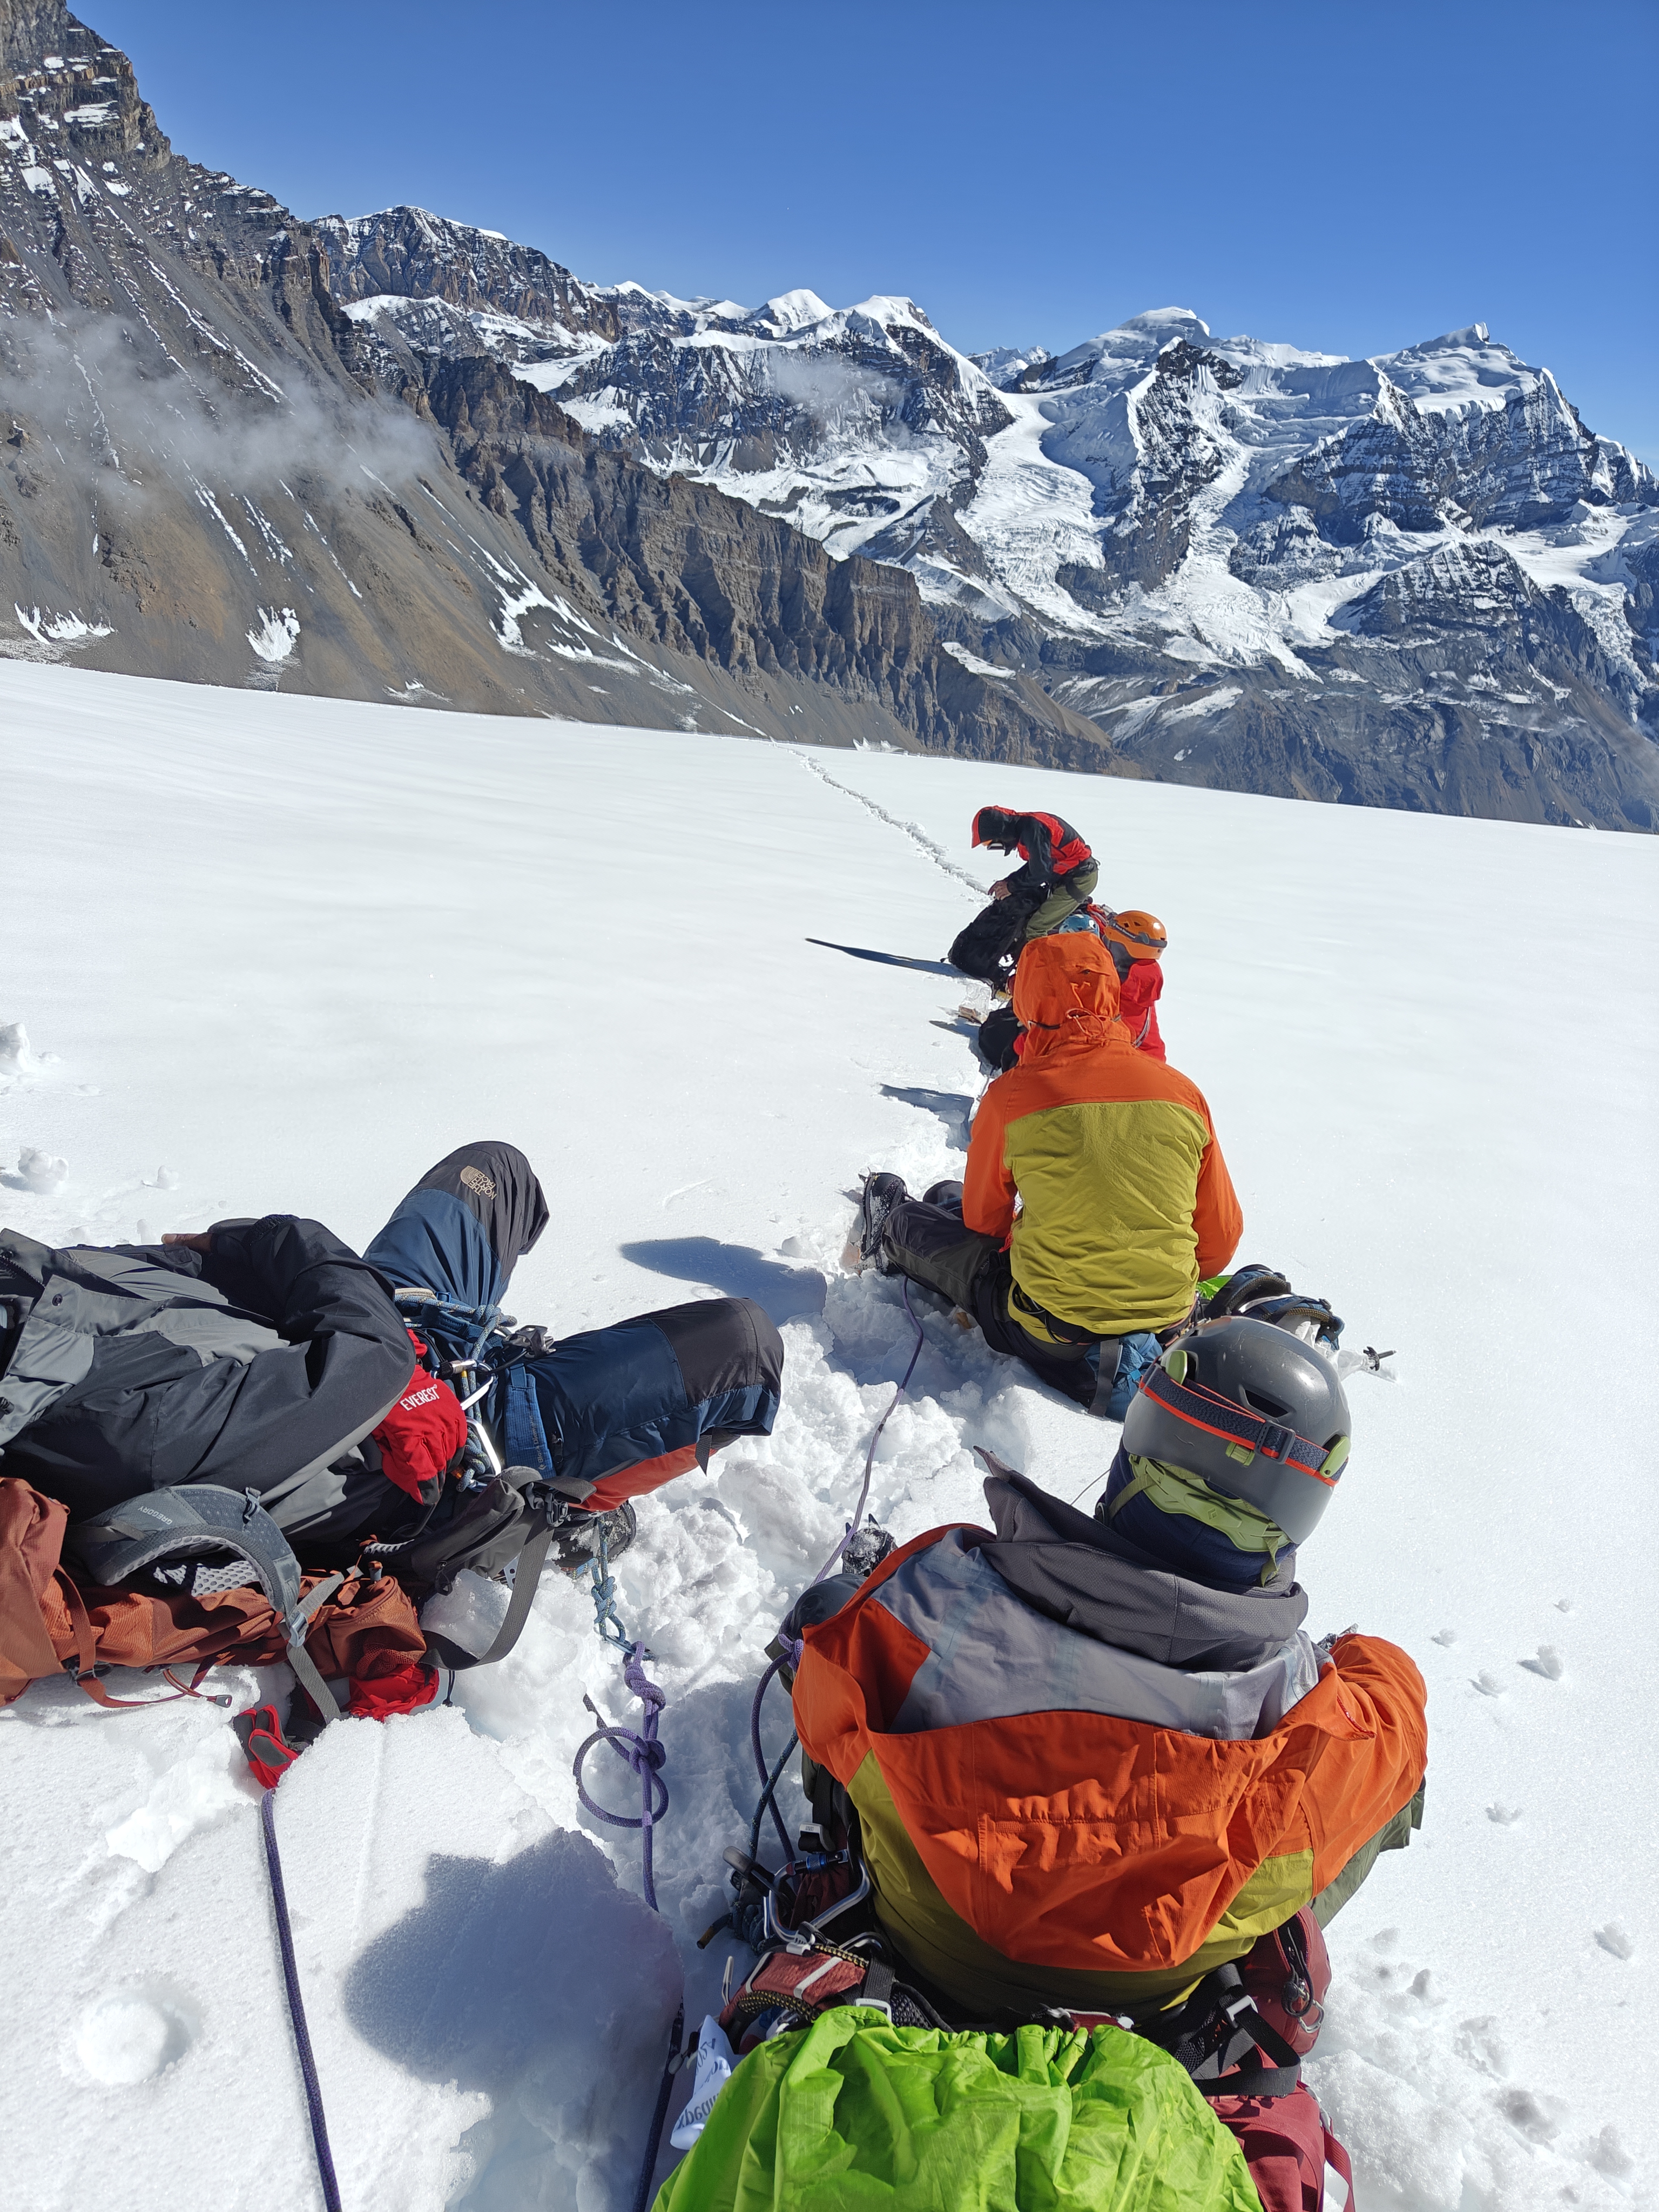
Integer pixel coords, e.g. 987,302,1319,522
0,311,441,520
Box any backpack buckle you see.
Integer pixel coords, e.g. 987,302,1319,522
1258,1422,1293,1462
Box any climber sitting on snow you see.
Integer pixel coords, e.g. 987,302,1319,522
676,1320,1425,2212
859,930,1240,1417
978,903,1169,1072
790,1326,1428,2024
948,803,1100,989
0,1140,783,1570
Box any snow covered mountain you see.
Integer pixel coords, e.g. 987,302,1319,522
0,6,1097,766
2,1,1656,826
331,229,1659,829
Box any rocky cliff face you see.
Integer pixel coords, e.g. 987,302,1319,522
3,3,1655,827
0,4,1105,771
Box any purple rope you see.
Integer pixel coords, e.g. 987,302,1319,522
810,1277,927,1587
260,1790,343,2212
744,1280,931,1867
750,1658,796,1862
572,1646,670,1911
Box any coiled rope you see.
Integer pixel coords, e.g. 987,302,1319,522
568,1523,685,2209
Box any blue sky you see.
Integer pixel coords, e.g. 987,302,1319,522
95,0,1657,458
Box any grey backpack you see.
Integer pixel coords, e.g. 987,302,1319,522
64,1486,349,1721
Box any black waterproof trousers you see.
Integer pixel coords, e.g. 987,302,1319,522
879,1189,1109,1410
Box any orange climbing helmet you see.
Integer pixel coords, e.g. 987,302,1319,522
1096,907,1168,962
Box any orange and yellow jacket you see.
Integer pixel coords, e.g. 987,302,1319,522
793,1505,1428,2018
964,933,1242,1338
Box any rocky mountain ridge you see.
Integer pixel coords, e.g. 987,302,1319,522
3,2,1655,826
0,3,1102,767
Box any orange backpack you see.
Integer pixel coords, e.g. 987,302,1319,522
0,1476,423,1712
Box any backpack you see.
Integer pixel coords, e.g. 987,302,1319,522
65,1483,353,1720
0,1475,424,1714
711,1823,1360,2212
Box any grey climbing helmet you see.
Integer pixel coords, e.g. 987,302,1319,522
1121,1316,1351,1546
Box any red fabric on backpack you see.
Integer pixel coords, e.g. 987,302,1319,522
301,1570,428,1681
1207,2086,1355,2212
371,1332,468,1501
347,1660,444,1720
1119,960,1166,1061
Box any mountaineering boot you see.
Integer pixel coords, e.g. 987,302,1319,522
857,1173,907,1274
1203,1264,1343,1347
921,1179,965,1212
841,1518,898,1580
549,1498,638,1575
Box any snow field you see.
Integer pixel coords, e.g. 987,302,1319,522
0,663,1655,2209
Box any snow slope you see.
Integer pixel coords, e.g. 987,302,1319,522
0,664,1655,2210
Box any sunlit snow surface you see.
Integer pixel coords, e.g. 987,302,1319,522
1,665,1655,2210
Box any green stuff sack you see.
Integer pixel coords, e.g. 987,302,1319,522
653,2005,1262,2212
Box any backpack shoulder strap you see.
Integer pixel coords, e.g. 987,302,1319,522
65,1487,342,1722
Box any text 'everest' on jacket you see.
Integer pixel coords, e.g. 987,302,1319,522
791,1473,1428,2018
962,934,1242,1339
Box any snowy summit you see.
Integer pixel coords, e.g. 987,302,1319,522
0,2,1656,826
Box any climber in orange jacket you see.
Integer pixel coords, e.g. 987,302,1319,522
789,1317,1427,2024
859,930,1241,1415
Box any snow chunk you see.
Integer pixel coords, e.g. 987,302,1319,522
15,1145,69,1191
246,608,300,664
76,1994,194,2086
14,605,114,646
0,1021,41,1074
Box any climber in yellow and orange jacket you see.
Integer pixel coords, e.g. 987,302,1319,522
857,930,1242,1417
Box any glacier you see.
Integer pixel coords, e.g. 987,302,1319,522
1,659,1654,2208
